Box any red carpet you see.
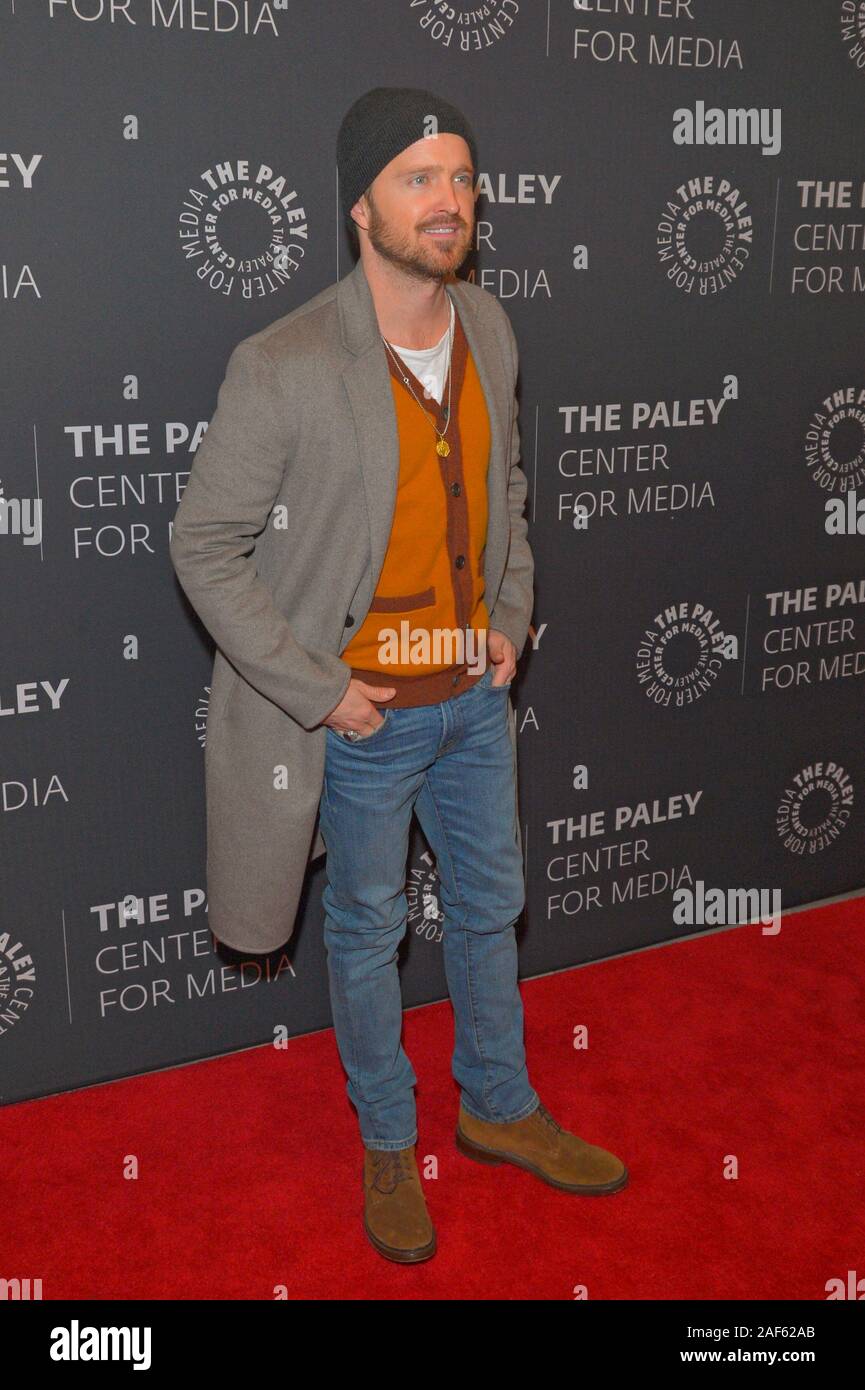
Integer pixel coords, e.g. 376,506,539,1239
4,897,863,1300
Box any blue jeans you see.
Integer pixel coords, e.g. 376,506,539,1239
318,662,539,1150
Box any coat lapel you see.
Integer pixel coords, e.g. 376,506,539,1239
337,257,511,645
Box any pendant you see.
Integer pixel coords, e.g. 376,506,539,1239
436,439,450,457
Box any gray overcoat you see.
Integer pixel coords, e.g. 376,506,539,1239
169,256,534,954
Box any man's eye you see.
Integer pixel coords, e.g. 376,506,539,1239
411,174,472,186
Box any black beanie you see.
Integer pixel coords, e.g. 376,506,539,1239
337,86,478,226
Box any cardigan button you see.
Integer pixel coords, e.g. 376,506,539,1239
344,614,355,627
455,554,466,569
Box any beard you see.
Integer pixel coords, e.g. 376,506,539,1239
364,197,472,282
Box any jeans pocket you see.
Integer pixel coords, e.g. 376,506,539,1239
481,669,511,691
331,707,391,743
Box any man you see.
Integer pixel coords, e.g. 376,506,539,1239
170,87,627,1266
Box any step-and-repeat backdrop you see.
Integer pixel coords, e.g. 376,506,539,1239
3,2,864,1104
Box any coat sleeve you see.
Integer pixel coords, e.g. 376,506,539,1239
169,339,352,731
486,310,535,662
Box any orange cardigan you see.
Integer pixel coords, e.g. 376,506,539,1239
342,305,491,707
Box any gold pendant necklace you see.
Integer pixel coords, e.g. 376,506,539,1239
381,299,454,457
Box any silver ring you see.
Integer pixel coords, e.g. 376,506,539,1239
343,728,361,741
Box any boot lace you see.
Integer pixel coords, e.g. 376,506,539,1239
371,1149,414,1194
533,1101,565,1136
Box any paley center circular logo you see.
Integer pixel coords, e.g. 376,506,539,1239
178,159,309,297
840,2,865,69
636,600,736,705
656,175,753,295
406,848,445,944
195,686,212,750
776,760,853,855
804,387,865,495
0,928,37,1040
406,0,520,50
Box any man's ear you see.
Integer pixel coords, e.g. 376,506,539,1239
350,190,370,235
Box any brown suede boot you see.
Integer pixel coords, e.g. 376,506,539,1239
456,1100,628,1195
363,1144,437,1263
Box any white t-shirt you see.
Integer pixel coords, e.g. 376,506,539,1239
390,296,454,407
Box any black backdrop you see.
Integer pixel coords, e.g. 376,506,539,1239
3,1,864,1105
